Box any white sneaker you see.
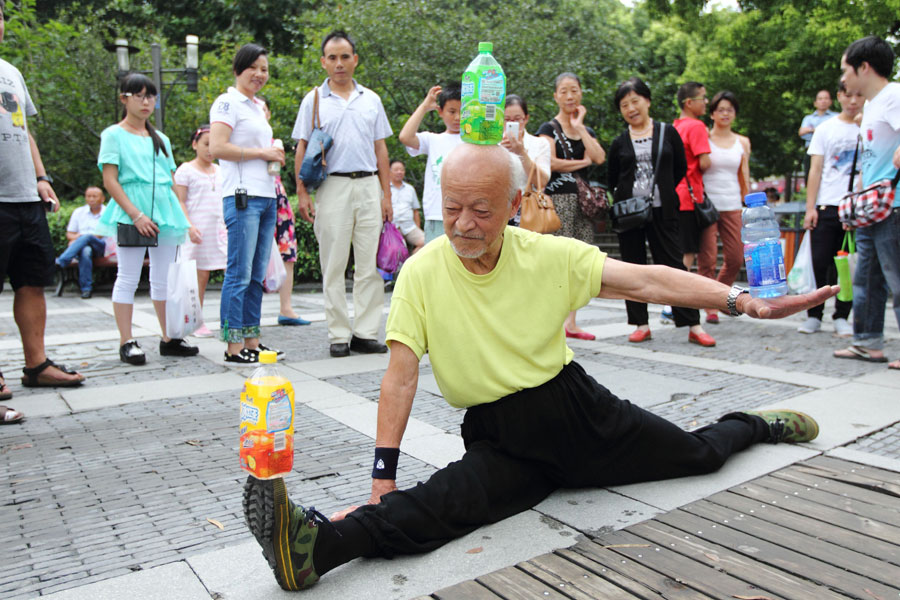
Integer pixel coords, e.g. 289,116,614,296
797,317,822,334
833,318,853,337
660,306,674,324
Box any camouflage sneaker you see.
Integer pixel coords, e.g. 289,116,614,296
243,476,327,591
745,409,819,444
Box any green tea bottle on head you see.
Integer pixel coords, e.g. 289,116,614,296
461,42,506,145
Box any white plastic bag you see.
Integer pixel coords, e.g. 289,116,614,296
787,231,816,295
165,254,202,339
264,242,286,293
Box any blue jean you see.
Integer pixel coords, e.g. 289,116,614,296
56,234,105,292
852,209,900,350
220,195,276,343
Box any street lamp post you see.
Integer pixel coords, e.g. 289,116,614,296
110,35,200,132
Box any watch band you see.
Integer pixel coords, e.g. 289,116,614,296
37,175,53,184
727,285,749,317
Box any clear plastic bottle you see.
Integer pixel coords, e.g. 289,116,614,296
239,350,294,479
741,192,788,298
460,42,506,145
267,139,283,175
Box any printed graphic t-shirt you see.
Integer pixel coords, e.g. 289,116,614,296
859,82,900,205
0,59,39,203
807,116,860,206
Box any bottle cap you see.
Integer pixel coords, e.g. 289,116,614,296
744,192,767,207
478,42,493,53
258,350,277,364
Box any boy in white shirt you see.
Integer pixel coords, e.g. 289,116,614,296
798,82,863,336
398,83,462,243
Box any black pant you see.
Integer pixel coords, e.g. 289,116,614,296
616,207,700,327
808,206,852,321
323,362,768,568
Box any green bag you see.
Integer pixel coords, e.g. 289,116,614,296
834,231,855,302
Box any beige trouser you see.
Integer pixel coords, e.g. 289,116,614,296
314,174,384,343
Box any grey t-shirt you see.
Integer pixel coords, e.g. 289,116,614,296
631,136,661,207
0,58,39,203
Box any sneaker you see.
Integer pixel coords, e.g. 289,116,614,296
159,338,200,357
833,318,853,338
745,409,819,444
243,476,324,591
796,317,822,334
660,306,674,324
253,344,285,359
119,340,146,365
192,324,214,338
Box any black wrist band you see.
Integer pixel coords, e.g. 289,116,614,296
372,447,400,480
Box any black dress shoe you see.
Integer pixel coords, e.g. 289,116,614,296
224,348,259,364
159,338,200,357
80,290,92,299
120,340,146,365
254,344,285,359
329,343,350,357
349,336,387,354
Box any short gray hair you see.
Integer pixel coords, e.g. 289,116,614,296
506,149,526,203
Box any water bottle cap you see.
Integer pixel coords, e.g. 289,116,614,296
478,42,493,53
744,192,768,207
258,350,277,364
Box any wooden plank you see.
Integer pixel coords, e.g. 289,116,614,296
706,489,900,566
520,553,642,600
655,508,900,600
570,534,716,599
806,455,900,486
793,464,900,498
431,579,505,600
752,473,900,526
595,528,788,600
730,479,900,547
627,519,850,600
555,548,667,599
680,499,900,595
772,466,900,510
477,565,570,600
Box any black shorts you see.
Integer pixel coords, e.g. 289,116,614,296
0,202,56,293
678,209,701,254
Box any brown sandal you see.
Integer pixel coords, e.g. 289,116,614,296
21,359,85,388
0,371,11,401
0,405,24,425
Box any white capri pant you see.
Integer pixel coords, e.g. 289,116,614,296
111,244,178,304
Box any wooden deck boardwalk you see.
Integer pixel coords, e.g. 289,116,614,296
416,456,900,600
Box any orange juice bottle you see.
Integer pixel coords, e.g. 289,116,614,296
239,350,294,479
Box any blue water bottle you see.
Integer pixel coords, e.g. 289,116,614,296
742,192,787,298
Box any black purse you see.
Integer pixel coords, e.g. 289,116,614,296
117,137,159,247
689,181,719,229
611,123,665,233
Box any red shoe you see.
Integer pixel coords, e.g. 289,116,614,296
706,313,719,324
689,331,716,347
566,329,596,341
628,328,652,343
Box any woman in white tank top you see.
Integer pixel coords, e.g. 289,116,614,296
698,91,751,322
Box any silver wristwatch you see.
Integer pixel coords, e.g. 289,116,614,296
727,285,749,317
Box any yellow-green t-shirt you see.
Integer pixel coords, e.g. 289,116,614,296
386,226,606,408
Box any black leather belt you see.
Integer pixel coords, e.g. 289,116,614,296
331,171,377,179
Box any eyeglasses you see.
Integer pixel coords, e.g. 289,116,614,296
689,96,709,102
505,116,526,123
122,92,157,103
714,107,735,114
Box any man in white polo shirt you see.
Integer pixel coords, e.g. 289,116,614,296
292,30,393,358
55,185,106,299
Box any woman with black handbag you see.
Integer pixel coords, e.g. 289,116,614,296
698,91,751,324
537,72,606,340
607,78,715,346
97,73,197,365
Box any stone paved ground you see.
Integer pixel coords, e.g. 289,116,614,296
0,287,898,598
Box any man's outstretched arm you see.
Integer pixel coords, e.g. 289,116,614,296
597,257,838,319
331,341,420,520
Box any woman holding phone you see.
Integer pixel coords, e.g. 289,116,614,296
209,43,285,364
537,73,606,340
501,94,551,226
96,73,197,365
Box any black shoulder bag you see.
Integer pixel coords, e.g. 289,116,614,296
117,135,159,247
611,123,664,233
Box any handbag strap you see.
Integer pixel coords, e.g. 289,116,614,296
525,157,544,192
842,230,855,254
650,122,665,195
312,87,321,133
848,135,859,193
150,135,156,222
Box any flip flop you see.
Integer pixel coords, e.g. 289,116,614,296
0,405,24,425
0,370,11,401
888,360,900,370
21,358,85,388
833,346,889,363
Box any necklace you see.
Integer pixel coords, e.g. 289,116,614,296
629,119,653,137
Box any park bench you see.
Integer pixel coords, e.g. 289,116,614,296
55,254,150,296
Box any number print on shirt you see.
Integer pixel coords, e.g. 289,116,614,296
215,101,230,114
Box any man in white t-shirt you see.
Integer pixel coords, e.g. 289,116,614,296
55,186,106,298
398,83,463,244
798,83,863,336
388,159,423,253
834,36,900,369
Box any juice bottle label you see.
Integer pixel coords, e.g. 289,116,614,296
239,376,294,479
